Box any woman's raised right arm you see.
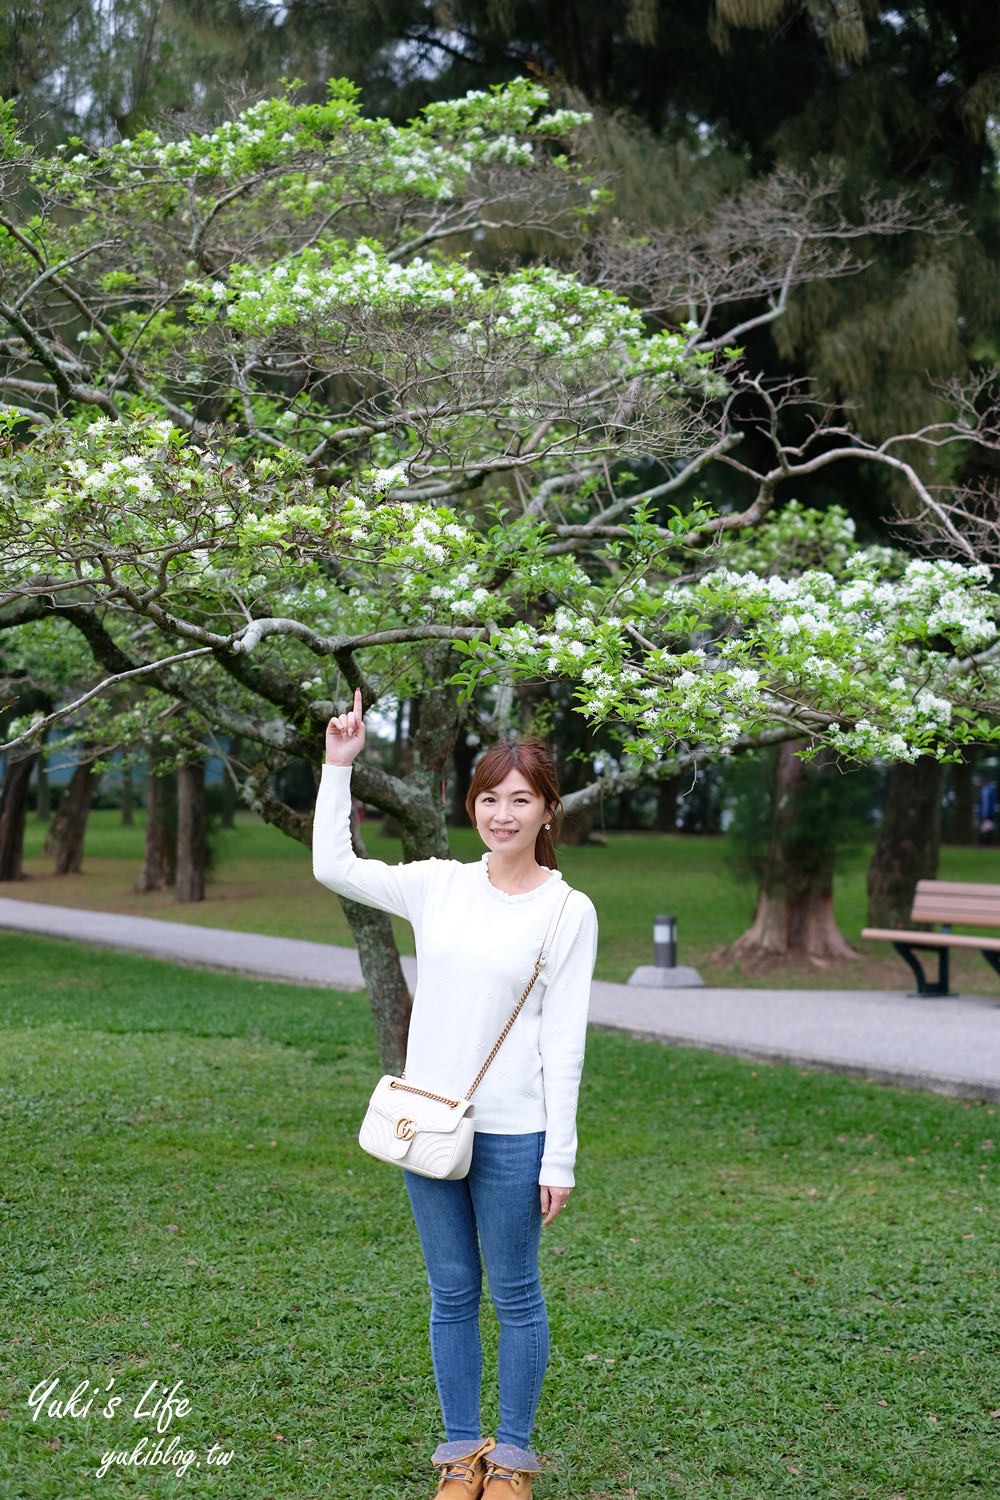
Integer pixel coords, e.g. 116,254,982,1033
312,689,424,919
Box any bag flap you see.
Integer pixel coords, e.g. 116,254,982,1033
368,1076,474,1137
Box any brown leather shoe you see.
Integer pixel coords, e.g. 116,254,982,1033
432,1437,496,1498
482,1445,542,1496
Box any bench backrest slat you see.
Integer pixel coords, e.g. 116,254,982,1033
912,879,1000,928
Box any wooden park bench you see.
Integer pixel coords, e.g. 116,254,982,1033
861,880,1000,996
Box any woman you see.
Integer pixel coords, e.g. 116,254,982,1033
313,689,598,1499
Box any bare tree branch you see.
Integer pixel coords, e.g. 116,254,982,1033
0,295,120,416
0,646,215,753
561,725,808,813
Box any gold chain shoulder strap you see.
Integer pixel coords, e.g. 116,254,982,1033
463,887,572,1103
388,1079,464,1109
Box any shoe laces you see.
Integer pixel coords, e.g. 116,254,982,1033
439,1456,481,1487
484,1460,527,1490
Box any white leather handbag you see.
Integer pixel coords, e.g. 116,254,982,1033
358,890,571,1179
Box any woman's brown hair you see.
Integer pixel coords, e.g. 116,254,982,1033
465,738,562,869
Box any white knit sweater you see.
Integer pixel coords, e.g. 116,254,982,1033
312,765,598,1187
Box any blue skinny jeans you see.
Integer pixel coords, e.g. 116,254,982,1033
404,1130,548,1455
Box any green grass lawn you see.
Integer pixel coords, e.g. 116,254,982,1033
13,809,1000,994
1,935,997,1499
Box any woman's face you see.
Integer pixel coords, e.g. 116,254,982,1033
474,769,550,860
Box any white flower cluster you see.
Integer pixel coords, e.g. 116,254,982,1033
333,492,507,623
53,90,361,187
413,83,589,152
48,78,582,205
186,247,704,387
430,569,493,618
63,454,156,501
477,540,1000,762
368,464,409,491
486,269,643,357
461,270,696,379
533,108,592,134
896,559,995,647
419,82,552,133
494,622,539,658
374,125,533,199
194,244,485,333
695,558,997,657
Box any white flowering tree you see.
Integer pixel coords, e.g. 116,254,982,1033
1,82,999,1049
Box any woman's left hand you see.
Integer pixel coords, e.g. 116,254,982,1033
540,1185,571,1227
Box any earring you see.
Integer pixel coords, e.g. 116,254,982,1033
545,822,551,830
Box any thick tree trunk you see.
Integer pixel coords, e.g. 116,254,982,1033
724,741,858,966
398,655,458,862
345,897,411,1072
730,880,857,964
560,805,595,845
34,753,51,822
451,731,476,827
866,757,943,928
0,750,38,881
341,790,413,1072
654,773,684,833
44,758,99,874
547,0,591,95
136,767,177,892
944,752,976,845
176,760,207,903
121,762,135,827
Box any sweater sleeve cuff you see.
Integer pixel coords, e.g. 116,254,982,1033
539,1154,575,1190
321,763,354,783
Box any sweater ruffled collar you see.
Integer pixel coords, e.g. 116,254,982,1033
480,853,564,903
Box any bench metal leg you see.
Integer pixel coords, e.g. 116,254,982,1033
980,949,1000,981
892,942,953,997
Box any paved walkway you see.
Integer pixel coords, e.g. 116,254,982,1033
1,896,999,1103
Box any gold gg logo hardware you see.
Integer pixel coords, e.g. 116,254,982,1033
394,1117,416,1142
